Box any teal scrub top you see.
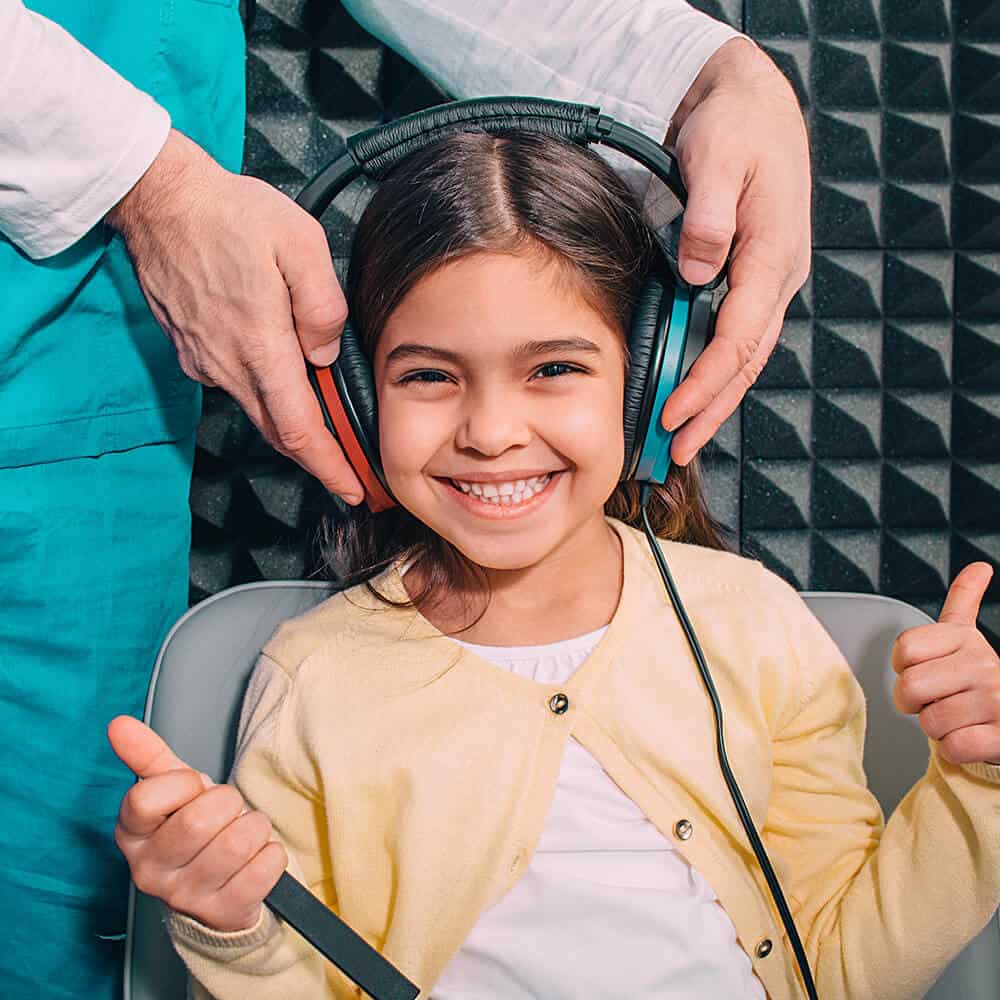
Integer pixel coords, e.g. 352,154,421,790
0,4,246,998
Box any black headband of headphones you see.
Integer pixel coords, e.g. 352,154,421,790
296,96,723,292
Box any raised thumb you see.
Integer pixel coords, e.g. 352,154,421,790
108,715,191,780
938,562,994,626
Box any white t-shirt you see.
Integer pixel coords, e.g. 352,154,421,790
0,0,742,258
433,626,767,999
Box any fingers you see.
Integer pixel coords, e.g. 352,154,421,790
667,310,782,465
108,715,190,779
122,782,286,932
184,809,275,888
117,769,208,840
893,653,981,714
659,237,798,437
892,623,965,674
658,54,810,452
937,724,1000,766
201,840,288,932
892,589,1000,766
898,668,1000,764
117,165,363,505
938,562,994,626
123,782,246,868
236,354,365,503
676,158,741,285
917,690,1000,744
277,213,348,368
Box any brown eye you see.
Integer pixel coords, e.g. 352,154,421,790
398,370,452,385
534,362,581,379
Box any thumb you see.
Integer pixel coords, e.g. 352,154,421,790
676,156,741,286
108,715,191,780
938,562,994,626
278,218,348,368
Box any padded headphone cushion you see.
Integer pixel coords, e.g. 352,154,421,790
622,277,667,478
335,323,382,479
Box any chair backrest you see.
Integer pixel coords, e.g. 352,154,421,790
123,584,999,1000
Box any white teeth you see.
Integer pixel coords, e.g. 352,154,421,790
450,473,552,505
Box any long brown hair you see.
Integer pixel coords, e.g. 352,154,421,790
316,129,733,617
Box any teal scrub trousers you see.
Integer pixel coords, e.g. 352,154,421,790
0,3,245,997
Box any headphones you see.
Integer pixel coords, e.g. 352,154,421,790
296,96,727,513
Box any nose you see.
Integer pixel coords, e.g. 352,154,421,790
454,382,533,457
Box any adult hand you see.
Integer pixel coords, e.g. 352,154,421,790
659,37,812,465
108,715,287,932
105,129,365,503
892,563,1000,766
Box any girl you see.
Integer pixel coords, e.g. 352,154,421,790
110,130,1000,1000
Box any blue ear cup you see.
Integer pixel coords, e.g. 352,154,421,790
621,276,689,484
633,281,690,484
621,267,719,485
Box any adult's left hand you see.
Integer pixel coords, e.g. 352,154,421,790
659,37,812,465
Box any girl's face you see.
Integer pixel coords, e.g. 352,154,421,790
374,250,626,573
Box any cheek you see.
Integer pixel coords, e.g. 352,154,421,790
555,383,625,478
377,397,443,487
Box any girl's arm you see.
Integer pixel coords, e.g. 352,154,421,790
761,570,1000,1000
160,655,353,998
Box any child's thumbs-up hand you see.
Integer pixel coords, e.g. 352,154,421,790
892,563,1000,766
108,715,287,932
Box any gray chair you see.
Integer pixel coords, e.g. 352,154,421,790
123,584,1000,1000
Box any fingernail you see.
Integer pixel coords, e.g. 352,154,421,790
199,772,215,790
343,493,364,506
309,341,340,368
680,260,716,285
662,410,684,432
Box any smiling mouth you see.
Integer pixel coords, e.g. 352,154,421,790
437,472,556,508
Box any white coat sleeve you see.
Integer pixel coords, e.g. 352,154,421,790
0,0,171,259
340,0,744,144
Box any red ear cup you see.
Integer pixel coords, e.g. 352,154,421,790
311,364,395,513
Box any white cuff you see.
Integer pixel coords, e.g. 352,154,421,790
0,1,171,258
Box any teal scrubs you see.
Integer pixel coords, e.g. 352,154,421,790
0,3,244,997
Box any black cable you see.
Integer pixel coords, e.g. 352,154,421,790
638,482,819,1000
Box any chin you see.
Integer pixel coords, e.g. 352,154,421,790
445,527,563,573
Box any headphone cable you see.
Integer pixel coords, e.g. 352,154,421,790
638,483,819,1000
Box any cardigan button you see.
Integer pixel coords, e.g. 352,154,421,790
673,819,693,841
548,692,570,715
755,938,773,959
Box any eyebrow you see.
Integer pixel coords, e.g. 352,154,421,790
384,337,603,366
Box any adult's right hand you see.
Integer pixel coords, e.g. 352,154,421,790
105,129,365,503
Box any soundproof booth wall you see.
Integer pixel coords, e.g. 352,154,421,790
189,0,1000,648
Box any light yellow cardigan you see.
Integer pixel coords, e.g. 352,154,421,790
170,518,1000,999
